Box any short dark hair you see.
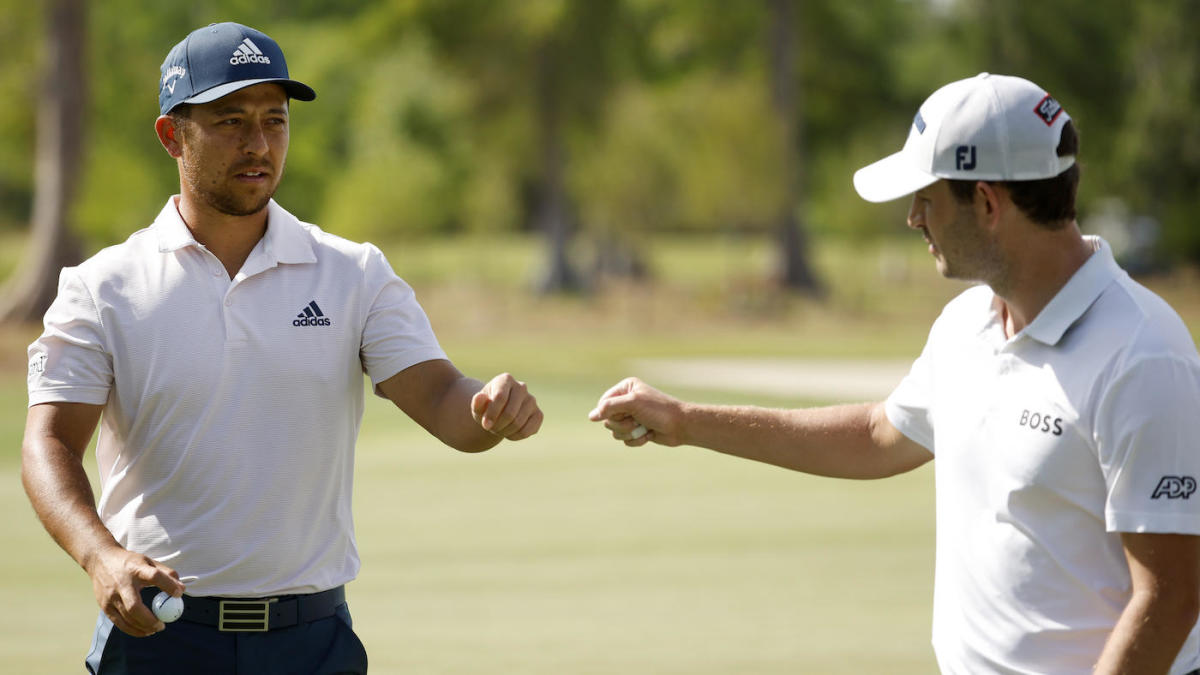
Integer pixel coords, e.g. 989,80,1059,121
948,120,1080,229
168,104,191,122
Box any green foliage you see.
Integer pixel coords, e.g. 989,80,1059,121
1115,0,1200,263
2,0,1198,264
0,0,40,230
572,73,786,235
314,32,474,240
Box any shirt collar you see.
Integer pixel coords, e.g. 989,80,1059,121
1021,235,1120,346
151,196,198,252
260,199,317,265
151,196,316,266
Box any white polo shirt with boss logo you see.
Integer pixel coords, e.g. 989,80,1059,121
887,237,1200,674
27,196,447,598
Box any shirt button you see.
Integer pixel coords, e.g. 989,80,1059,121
224,298,232,306
212,268,222,276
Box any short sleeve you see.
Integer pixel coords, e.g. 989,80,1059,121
27,268,113,406
886,341,937,453
1096,355,1200,535
358,245,447,394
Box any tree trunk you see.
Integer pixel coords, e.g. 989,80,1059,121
768,0,821,294
0,0,87,322
532,40,582,294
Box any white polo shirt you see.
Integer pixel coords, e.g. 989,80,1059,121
27,197,447,597
887,236,1200,673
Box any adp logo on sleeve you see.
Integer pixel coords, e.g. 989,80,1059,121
1151,476,1197,500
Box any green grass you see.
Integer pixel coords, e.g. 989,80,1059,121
0,368,938,673
346,383,936,674
2,232,1197,673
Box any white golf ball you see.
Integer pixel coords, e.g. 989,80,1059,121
630,424,648,440
152,591,184,623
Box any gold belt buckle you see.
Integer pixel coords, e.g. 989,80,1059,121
218,598,275,632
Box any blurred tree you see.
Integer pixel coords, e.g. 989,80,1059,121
0,0,39,231
396,0,628,293
0,0,87,322
3,0,1196,302
1116,0,1200,264
312,27,474,242
576,0,916,282
767,0,820,293
73,2,193,248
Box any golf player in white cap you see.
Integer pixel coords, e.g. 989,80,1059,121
591,73,1200,673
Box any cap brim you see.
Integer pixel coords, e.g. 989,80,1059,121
183,78,316,106
853,150,939,203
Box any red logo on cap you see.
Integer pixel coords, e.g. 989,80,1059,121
1033,94,1063,126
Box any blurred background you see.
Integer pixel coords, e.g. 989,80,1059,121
2,0,1199,308
1,1,1198,672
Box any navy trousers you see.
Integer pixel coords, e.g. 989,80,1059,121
85,602,367,674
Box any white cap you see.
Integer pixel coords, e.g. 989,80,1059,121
853,73,1075,203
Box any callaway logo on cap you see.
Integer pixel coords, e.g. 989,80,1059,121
853,73,1074,203
158,22,316,115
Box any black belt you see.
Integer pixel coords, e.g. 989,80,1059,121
142,586,346,632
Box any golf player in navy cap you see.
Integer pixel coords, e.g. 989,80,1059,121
23,22,543,674
591,73,1200,673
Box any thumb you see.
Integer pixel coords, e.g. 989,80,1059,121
590,392,636,422
589,378,639,420
471,389,490,418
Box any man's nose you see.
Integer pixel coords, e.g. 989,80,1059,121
241,122,269,156
906,199,922,230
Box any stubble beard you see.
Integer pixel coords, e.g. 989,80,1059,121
180,152,281,217
939,203,1006,288
202,185,275,217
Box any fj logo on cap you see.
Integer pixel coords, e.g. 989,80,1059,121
913,111,926,134
955,145,977,171
1034,94,1064,126
230,38,271,65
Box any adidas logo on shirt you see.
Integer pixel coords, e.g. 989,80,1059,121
293,300,331,327
230,38,271,65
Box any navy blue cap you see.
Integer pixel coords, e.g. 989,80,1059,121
158,22,316,115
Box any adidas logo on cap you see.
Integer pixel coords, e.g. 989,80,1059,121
293,300,331,327
230,37,271,65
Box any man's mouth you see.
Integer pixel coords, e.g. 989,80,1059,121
234,168,271,181
919,226,937,254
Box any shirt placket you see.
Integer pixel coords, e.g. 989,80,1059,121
195,248,250,346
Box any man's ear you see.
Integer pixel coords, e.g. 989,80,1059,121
155,115,183,158
975,181,1005,229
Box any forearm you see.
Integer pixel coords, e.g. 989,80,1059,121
679,401,925,479
381,361,542,452
434,375,503,453
22,437,121,573
1094,589,1199,674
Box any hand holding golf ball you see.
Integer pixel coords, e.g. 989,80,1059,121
589,377,684,446
151,591,184,623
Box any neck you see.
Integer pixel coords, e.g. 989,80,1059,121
175,193,268,279
994,221,1094,337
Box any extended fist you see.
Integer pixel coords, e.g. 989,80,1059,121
471,373,543,440
589,377,685,446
